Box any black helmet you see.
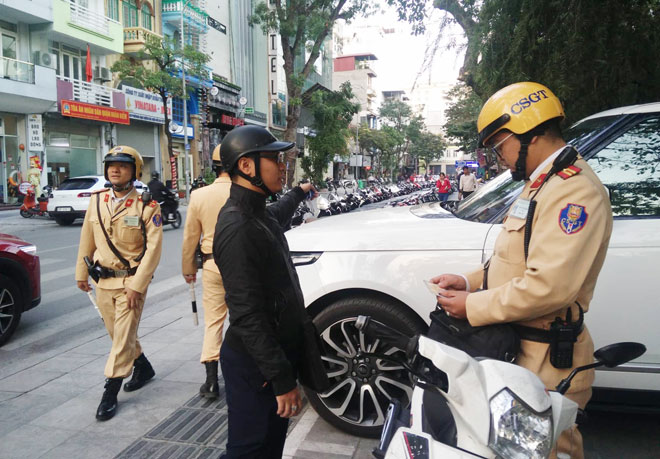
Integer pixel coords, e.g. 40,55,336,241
151,171,159,180
220,125,294,173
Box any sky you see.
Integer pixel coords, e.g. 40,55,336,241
340,4,467,93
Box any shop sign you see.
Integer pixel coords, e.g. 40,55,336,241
221,114,244,126
28,114,43,152
61,100,130,125
18,182,34,195
123,86,172,124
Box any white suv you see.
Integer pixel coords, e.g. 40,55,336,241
287,103,660,437
47,176,107,226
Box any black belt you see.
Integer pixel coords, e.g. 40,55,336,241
513,323,584,343
100,266,138,278
202,253,214,263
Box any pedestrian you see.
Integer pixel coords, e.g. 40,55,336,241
431,82,612,458
75,146,163,421
181,145,231,399
459,166,478,199
435,172,451,202
212,125,326,458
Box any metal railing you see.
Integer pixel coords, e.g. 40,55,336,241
58,76,121,107
68,0,120,36
0,56,35,84
162,0,208,27
123,26,162,44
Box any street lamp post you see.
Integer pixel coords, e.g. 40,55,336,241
180,0,190,202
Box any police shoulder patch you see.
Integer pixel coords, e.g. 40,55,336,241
530,174,547,190
152,214,162,227
557,165,581,180
125,199,134,208
103,193,110,203
558,203,588,235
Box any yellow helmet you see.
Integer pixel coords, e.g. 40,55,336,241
103,145,144,181
477,82,564,147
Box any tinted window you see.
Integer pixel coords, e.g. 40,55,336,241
58,178,97,190
587,117,660,217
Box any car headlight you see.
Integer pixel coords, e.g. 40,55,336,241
19,244,37,255
489,389,553,459
290,252,322,266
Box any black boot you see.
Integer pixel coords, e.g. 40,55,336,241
123,353,155,392
96,377,122,421
199,361,220,399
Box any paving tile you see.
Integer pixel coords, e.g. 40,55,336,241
0,420,18,437
28,373,97,398
70,336,111,355
29,390,99,431
0,368,65,393
0,424,77,459
0,390,21,402
37,431,135,459
139,327,192,343
152,342,201,363
69,354,108,375
161,360,206,384
27,353,99,373
0,392,71,427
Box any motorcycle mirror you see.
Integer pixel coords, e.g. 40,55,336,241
556,341,646,394
594,342,646,368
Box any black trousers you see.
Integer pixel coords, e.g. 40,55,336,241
220,343,289,459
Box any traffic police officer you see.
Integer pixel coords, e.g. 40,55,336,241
75,146,163,421
432,82,613,458
181,145,231,398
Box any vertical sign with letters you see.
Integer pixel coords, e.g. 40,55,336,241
268,33,278,97
28,114,44,152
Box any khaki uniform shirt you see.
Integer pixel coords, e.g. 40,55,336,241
75,188,163,293
181,176,232,275
464,156,613,394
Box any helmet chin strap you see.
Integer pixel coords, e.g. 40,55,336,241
236,155,277,199
512,132,536,181
112,181,133,192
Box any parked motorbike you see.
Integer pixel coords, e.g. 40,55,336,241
20,188,49,218
354,315,645,459
159,191,182,229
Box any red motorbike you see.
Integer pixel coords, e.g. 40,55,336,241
20,188,49,218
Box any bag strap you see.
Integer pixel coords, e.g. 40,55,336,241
96,192,132,268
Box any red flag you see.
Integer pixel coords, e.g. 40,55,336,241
85,45,93,82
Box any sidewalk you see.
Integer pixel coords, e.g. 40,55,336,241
0,280,376,459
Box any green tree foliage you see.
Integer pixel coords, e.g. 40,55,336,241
111,35,210,160
251,1,374,185
408,130,447,172
357,125,401,178
392,0,660,125
301,82,359,184
443,82,482,155
379,99,425,177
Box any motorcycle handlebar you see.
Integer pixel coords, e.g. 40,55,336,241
355,315,417,357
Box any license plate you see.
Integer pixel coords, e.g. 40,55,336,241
56,206,73,211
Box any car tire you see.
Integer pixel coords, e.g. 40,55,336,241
55,216,75,226
0,274,23,347
304,296,427,438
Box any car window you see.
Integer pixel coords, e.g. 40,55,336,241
57,178,98,190
587,116,660,217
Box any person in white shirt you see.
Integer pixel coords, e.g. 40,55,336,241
459,166,478,199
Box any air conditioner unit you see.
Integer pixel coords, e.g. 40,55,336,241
33,51,57,69
93,66,112,81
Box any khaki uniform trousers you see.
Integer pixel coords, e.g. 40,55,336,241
97,286,146,379
200,260,228,363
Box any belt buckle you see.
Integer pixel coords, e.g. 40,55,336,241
116,269,128,277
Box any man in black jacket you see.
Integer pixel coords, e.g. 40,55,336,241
213,126,321,458
147,171,175,219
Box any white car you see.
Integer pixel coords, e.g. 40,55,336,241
47,175,107,226
287,102,660,437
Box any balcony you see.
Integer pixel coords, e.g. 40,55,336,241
57,76,125,109
0,59,57,113
162,0,209,34
124,27,163,55
52,0,124,54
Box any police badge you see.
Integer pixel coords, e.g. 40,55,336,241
559,203,588,234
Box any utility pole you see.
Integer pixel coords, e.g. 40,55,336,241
180,0,190,202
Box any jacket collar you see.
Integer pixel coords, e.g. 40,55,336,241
229,182,266,212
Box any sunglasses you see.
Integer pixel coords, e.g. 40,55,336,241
490,133,514,159
260,152,286,164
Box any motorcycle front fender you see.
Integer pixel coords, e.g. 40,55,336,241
384,428,484,459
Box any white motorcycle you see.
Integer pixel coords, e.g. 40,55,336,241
354,315,645,459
